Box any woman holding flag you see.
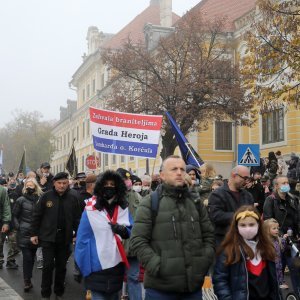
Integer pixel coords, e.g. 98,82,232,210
75,170,133,300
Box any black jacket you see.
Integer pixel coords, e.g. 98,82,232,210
36,170,54,192
7,188,19,230
84,262,125,294
13,193,39,248
213,250,281,300
245,181,265,214
77,190,92,213
263,192,300,236
208,182,254,241
30,188,81,245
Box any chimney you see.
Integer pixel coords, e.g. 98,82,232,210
160,0,172,27
86,26,101,55
150,0,159,5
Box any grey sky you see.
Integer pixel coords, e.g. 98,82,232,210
0,0,200,127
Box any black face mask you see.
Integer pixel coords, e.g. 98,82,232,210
151,181,159,191
9,183,16,189
79,181,86,187
103,187,116,200
26,187,35,195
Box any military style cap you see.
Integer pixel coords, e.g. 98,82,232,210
116,168,131,180
131,175,142,184
75,172,87,180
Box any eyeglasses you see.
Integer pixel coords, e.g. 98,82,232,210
235,173,250,181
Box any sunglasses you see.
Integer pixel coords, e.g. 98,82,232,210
236,173,250,181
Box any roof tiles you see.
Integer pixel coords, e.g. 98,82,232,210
104,4,180,49
192,0,257,31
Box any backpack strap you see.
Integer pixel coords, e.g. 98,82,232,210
150,184,162,225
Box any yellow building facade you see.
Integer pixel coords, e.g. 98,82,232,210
51,0,300,178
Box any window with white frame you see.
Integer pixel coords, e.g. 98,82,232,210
262,108,284,144
82,121,85,139
215,121,233,150
104,154,109,166
92,79,96,93
82,89,85,102
87,84,90,98
82,155,85,171
87,119,90,137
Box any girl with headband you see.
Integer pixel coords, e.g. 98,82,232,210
213,205,282,300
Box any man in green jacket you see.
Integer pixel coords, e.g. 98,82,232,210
0,185,12,267
130,155,215,299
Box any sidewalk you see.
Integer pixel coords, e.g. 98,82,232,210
0,277,23,300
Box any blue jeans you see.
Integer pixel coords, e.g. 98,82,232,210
127,257,142,300
145,288,202,300
91,290,119,300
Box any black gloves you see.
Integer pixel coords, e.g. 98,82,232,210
108,222,129,239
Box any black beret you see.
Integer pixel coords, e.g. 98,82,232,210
131,175,142,184
53,172,69,181
75,172,86,180
116,168,131,180
40,162,51,169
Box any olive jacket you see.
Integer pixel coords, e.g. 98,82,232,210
130,183,215,293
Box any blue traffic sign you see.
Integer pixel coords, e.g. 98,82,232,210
238,144,260,166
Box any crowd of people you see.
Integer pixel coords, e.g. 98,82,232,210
0,151,299,300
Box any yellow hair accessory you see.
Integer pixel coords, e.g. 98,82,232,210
236,210,259,221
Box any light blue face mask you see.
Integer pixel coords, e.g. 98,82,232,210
280,185,290,193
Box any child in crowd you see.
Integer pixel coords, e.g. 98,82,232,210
213,205,281,300
263,218,288,289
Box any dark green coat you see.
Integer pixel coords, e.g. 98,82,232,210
130,183,215,293
0,186,11,225
124,190,141,256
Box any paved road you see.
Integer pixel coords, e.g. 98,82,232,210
0,245,86,300
0,244,297,300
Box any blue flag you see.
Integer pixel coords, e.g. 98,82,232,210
166,111,204,168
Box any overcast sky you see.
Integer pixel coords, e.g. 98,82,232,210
0,0,200,127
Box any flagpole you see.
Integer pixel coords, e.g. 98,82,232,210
185,143,201,168
151,133,162,176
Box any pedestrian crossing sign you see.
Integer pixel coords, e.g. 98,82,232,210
238,144,260,166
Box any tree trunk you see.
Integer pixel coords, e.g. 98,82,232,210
160,133,177,160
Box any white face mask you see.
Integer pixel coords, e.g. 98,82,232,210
142,186,150,191
132,185,142,193
238,224,259,240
